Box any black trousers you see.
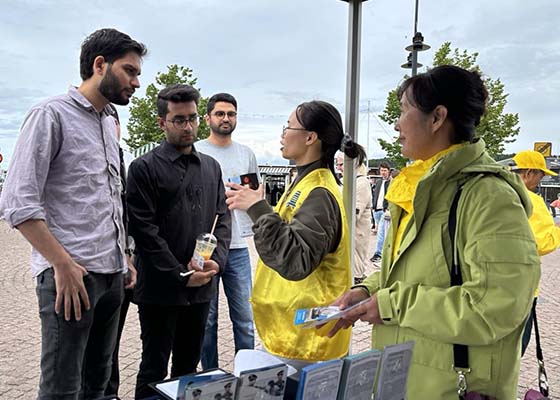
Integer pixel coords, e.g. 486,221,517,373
134,302,211,399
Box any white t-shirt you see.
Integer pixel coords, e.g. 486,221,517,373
376,179,387,210
196,139,259,249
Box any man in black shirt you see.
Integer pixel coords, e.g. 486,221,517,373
126,84,231,399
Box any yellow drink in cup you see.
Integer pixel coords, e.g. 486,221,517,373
193,232,218,270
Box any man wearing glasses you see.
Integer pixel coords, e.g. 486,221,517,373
197,93,257,370
126,84,231,398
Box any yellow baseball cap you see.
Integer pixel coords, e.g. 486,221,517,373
511,150,557,176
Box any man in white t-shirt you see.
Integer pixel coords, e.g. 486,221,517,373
370,162,391,263
197,93,257,369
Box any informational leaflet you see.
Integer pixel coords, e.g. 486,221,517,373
181,374,238,400
234,349,295,399
294,297,373,328
296,359,343,400
374,341,414,400
228,174,259,237
337,349,382,400
154,369,228,400
236,364,288,400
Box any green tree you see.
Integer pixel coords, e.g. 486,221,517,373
378,42,520,169
125,64,209,150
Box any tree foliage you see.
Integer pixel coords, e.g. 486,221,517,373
125,65,209,150
378,42,520,169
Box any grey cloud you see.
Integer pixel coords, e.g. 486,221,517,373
0,86,48,113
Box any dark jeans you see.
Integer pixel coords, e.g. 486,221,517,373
36,268,124,400
105,288,134,396
201,248,255,369
135,302,211,399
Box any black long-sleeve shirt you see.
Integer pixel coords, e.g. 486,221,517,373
127,140,231,305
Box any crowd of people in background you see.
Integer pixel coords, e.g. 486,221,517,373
0,27,559,400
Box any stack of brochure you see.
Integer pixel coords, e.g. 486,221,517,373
294,342,414,400
149,343,414,400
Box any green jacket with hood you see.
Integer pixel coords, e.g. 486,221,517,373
362,139,540,399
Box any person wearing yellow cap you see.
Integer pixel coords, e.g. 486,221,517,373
510,150,560,356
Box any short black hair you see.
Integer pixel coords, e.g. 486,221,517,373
207,93,237,114
398,65,488,143
80,28,147,80
157,84,200,117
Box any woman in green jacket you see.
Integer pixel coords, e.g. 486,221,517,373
329,65,540,399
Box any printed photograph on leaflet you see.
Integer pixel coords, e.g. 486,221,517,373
180,374,238,400
153,369,232,400
237,364,288,400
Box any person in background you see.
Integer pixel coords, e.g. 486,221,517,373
510,150,560,356
370,162,391,263
127,84,231,399
197,93,256,369
327,65,540,399
225,100,359,394
336,146,371,284
380,169,400,238
104,104,138,397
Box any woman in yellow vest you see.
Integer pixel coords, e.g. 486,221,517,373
225,100,362,378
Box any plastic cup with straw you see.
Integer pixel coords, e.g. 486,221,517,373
191,215,219,271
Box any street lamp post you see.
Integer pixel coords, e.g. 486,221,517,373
401,0,430,76
340,0,368,285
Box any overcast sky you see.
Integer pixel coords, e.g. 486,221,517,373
1,0,558,167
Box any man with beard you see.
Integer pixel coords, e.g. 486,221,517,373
126,85,231,398
197,93,257,369
0,28,146,399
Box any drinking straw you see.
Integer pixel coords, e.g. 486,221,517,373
210,214,219,236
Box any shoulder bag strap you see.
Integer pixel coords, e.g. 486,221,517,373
448,185,471,400
532,303,549,396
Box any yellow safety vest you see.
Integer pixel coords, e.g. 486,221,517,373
251,168,352,362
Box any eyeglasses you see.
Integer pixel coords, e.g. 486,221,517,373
211,111,237,119
282,125,308,138
167,115,199,129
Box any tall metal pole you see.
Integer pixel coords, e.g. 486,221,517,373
367,100,371,166
342,0,365,282
411,0,420,76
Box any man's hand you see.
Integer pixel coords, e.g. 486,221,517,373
225,182,265,211
52,259,90,321
186,259,219,287
326,288,373,337
124,255,137,290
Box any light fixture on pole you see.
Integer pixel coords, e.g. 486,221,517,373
401,0,430,76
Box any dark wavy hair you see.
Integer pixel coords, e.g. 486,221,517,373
295,100,362,185
80,28,147,80
157,84,200,117
398,65,488,143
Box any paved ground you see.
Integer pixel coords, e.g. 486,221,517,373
0,220,558,399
